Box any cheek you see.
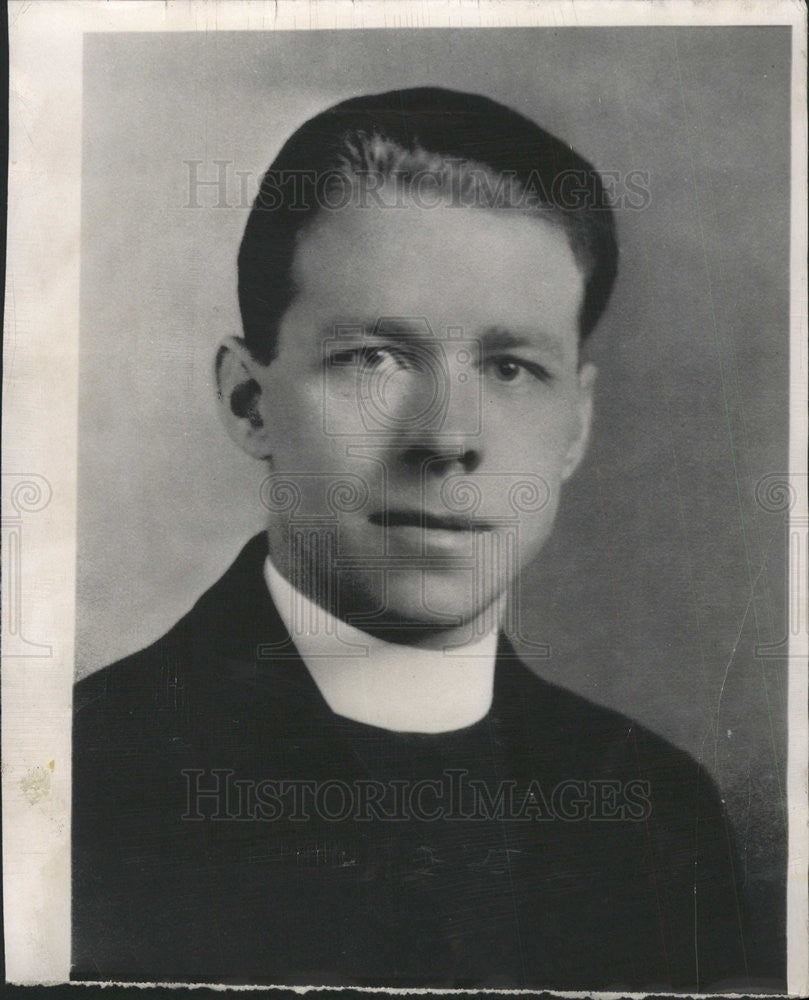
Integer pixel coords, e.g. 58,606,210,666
485,401,576,475
262,379,333,461
511,493,562,566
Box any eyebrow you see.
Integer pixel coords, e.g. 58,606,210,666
479,326,566,362
320,318,431,340
321,319,567,361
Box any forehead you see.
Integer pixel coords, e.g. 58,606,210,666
289,200,585,349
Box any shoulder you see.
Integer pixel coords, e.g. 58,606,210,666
498,644,698,769
73,532,297,759
501,651,749,972
496,645,726,828
76,532,273,702
74,636,165,714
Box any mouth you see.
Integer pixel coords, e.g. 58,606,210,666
368,510,493,532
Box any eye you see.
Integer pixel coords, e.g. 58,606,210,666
362,346,408,371
327,345,421,371
327,348,362,367
493,359,523,382
486,356,552,385
327,346,389,369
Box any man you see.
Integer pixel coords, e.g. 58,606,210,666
73,88,755,988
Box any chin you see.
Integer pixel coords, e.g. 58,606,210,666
376,570,503,632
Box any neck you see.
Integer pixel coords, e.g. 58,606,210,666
327,612,504,651
266,542,506,650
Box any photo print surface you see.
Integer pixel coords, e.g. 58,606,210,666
4,4,805,993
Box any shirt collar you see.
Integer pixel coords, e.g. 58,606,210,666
263,556,499,734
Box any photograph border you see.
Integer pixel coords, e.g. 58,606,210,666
3,0,806,992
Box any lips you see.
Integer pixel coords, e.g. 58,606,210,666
368,510,492,532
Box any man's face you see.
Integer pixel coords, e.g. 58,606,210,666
248,197,595,641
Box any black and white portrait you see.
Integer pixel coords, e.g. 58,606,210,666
3,3,805,994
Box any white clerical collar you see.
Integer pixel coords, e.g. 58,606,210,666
263,556,499,734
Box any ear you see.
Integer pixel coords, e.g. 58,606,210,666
561,362,597,482
215,336,273,460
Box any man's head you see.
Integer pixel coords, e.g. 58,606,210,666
217,87,618,644
236,87,617,363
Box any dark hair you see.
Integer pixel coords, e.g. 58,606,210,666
238,87,618,364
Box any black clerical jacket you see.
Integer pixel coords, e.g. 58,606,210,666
73,533,756,989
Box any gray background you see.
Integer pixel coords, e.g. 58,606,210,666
77,27,789,952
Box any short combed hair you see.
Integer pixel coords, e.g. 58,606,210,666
238,87,618,364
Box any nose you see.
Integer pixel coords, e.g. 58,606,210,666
401,443,482,476
388,341,483,476
370,335,484,475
